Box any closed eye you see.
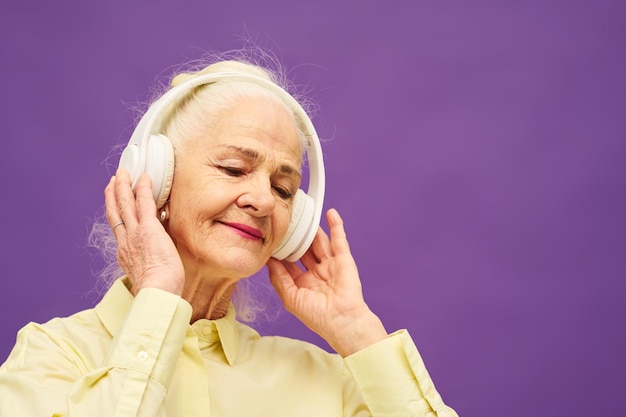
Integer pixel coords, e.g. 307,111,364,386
273,186,294,200
219,166,246,177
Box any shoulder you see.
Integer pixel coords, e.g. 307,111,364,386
1,307,108,373
236,323,343,373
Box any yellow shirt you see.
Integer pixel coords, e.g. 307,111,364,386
0,279,457,417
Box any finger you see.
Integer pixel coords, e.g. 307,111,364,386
104,176,127,237
104,175,118,226
307,227,332,263
114,169,139,230
267,259,297,302
281,259,304,279
134,174,157,223
298,248,330,282
299,248,319,270
327,208,351,256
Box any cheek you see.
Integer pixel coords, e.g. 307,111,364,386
272,203,294,243
166,197,212,243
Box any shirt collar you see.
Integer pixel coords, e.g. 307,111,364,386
190,305,240,366
95,277,241,366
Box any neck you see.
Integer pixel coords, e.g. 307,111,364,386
183,278,237,322
179,258,240,322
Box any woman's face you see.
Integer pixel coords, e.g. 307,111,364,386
165,96,303,280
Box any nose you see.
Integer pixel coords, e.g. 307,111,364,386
236,175,276,217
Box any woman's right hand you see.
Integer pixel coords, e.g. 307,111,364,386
104,169,185,296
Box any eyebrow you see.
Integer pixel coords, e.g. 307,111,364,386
224,145,301,177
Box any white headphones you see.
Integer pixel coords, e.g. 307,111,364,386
118,71,325,262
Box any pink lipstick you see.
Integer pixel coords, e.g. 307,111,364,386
220,222,264,241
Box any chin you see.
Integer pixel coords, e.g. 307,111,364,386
212,248,270,278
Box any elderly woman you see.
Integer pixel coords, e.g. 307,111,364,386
0,57,457,416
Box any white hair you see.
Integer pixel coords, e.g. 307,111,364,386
88,50,315,323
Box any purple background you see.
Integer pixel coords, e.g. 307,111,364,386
1,1,625,415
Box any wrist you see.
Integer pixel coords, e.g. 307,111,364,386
327,309,388,357
132,274,185,297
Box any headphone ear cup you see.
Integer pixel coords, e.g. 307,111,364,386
119,141,141,186
145,134,175,208
118,133,174,208
272,189,316,261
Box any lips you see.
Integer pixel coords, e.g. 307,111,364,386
219,221,265,240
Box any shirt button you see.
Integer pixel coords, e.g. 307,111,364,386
137,351,149,361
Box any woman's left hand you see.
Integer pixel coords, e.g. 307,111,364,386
266,208,388,357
